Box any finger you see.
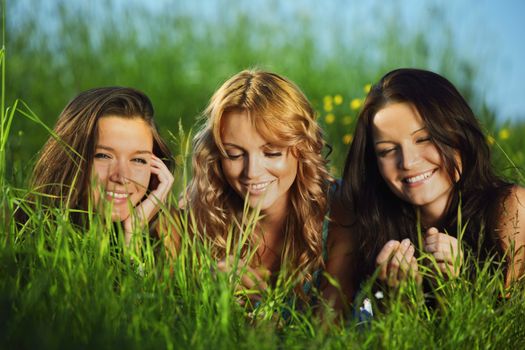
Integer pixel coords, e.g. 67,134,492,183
389,239,410,285
437,262,454,275
240,267,269,291
256,267,271,281
410,257,422,284
217,260,229,273
398,243,415,281
426,227,439,236
426,236,461,262
149,162,174,193
424,230,444,247
376,240,401,281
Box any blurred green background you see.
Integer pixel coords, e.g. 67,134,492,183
5,0,525,183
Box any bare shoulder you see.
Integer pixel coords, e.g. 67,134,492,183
500,185,525,219
497,184,525,242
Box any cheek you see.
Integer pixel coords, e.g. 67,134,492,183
131,167,152,191
91,162,109,183
376,159,394,182
220,159,240,183
270,156,298,181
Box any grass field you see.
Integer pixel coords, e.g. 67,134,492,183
2,1,525,349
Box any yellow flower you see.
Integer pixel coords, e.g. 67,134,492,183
343,133,353,144
350,98,362,110
334,94,343,105
342,116,353,125
324,102,333,112
323,95,333,105
498,128,510,140
487,135,495,145
364,84,371,93
325,113,335,124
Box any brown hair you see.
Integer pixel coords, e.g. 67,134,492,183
342,68,512,278
28,87,173,225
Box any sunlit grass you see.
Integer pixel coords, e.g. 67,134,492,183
2,1,525,348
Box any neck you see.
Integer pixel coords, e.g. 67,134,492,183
255,199,290,271
259,204,288,243
417,187,454,229
418,201,448,229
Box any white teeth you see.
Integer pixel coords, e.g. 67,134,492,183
248,181,273,191
405,171,433,184
106,191,129,199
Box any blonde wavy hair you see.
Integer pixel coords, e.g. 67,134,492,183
187,69,332,295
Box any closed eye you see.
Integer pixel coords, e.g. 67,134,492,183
265,151,282,158
226,153,243,160
416,136,432,143
376,148,396,157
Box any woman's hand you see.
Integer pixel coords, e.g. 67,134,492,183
217,256,270,307
424,227,463,278
376,238,421,287
124,155,174,244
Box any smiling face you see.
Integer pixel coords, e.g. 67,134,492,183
219,109,298,216
372,102,456,223
91,116,153,222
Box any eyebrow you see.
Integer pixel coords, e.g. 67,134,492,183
95,145,152,155
374,126,428,145
222,142,274,149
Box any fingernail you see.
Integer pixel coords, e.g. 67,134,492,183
402,239,410,247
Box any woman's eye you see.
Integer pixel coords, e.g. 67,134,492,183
377,148,394,157
416,136,432,143
226,154,243,160
132,158,148,164
94,153,111,159
265,152,283,158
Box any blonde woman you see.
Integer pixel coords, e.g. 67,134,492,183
185,70,353,311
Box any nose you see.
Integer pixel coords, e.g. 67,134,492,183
398,144,420,170
108,160,131,185
243,154,264,179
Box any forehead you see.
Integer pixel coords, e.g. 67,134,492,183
97,115,153,147
372,102,425,140
220,109,278,148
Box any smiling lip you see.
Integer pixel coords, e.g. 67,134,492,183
105,191,130,202
402,169,436,186
242,180,275,195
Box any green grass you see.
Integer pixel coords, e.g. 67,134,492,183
2,1,525,349
2,196,525,349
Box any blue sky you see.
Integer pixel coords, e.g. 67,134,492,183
426,0,525,120
146,0,525,121
11,0,525,121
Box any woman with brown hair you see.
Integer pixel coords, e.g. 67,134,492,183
185,69,354,311
339,68,525,294
21,87,174,245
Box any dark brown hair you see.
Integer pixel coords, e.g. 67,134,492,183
342,68,511,277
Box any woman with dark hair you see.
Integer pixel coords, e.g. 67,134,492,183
339,68,525,293
21,87,174,245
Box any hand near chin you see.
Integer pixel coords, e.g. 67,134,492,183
424,227,463,278
376,238,422,287
217,255,271,308
123,154,174,244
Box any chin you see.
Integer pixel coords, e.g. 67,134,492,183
110,210,130,222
